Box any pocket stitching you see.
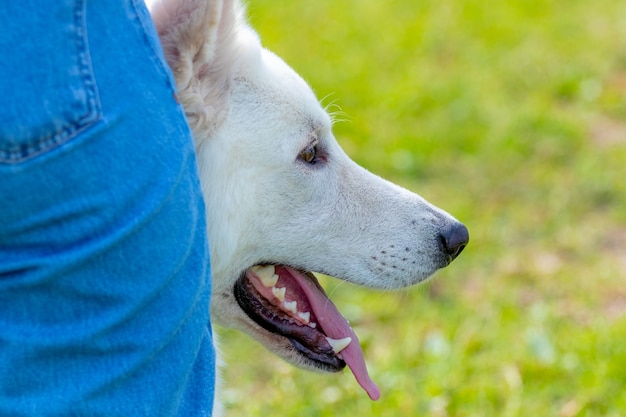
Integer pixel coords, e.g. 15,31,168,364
0,0,102,165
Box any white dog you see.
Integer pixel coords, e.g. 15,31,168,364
149,0,468,410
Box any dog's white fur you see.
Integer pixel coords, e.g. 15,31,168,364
149,0,465,413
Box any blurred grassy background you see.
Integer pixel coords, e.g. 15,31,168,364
217,0,626,415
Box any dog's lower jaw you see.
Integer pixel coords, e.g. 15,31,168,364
235,264,382,400
233,270,346,371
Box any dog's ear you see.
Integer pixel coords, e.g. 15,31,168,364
151,0,243,133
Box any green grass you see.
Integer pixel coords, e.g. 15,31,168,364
218,1,626,415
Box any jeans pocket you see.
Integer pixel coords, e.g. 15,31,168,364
0,0,101,164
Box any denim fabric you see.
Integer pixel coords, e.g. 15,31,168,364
0,1,215,415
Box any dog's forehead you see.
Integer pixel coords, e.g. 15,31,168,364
230,80,329,151
244,49,327,116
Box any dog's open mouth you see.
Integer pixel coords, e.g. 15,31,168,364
234,264,380,400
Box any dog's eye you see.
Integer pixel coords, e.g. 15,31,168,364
299,144,318,164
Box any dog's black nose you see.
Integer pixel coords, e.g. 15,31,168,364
439,222,469,261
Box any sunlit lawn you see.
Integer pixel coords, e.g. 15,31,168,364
217,0,626,415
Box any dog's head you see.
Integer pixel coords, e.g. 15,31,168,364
152,0,468,400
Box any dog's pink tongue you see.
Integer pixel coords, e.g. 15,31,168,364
285,267,380,401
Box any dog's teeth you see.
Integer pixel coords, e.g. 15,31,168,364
284,301,298,314
297,311,311,324
325,336,352,354
308,322,317,329
260,273,279,288
251,265,277,287
271,286,286,302
251,264,274,276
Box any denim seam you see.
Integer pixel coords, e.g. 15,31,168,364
130,0,178,97
0,0,102,165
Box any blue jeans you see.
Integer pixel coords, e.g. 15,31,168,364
0,1,215,415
